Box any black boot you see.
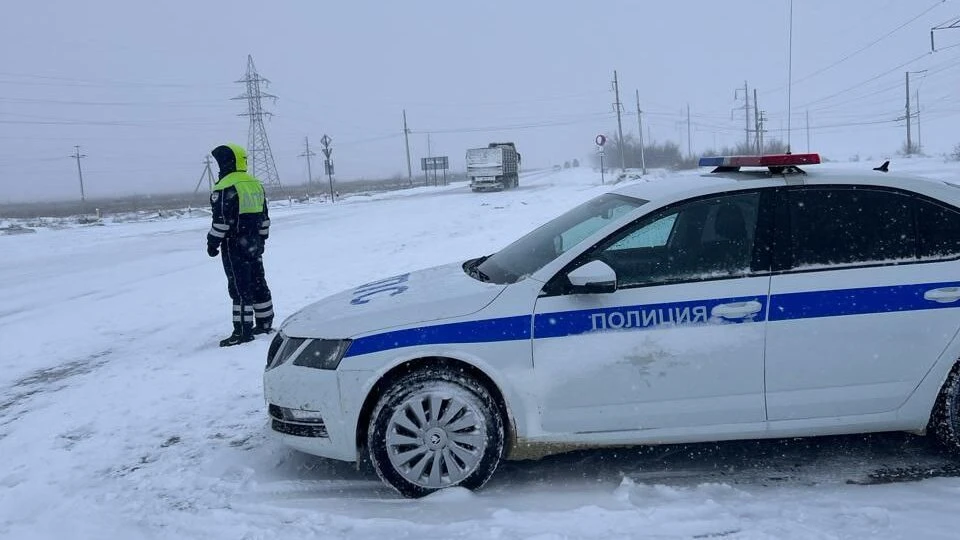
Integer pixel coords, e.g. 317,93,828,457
220,321,254,347
253,317,274,336
219,331,254,347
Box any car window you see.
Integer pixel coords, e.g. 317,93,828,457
560,204,637,251
788,187,915,269
597,192,760,287
917,199,960,261
608,214,677,250
475,193,646,284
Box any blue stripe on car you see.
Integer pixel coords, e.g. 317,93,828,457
345,315,532,357
768,281,960,321
343,280,960,358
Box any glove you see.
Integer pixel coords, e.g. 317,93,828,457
207,244,219,257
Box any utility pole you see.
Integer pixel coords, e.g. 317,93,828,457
743,81,750,150
426,133,433,186
612,70,625,170
686,103,692,159
754,89,761,154
805,109,811,153
916,90,922,154
320,134,334,202
733,81,751,151
403,109,412,185
906,71,913,156
931,17,960,51
635,89,646,175
194,155,216,194
300,136,316,185
71,145,87,202
758,111,767,155
232,55,281,187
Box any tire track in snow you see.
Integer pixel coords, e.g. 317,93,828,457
0,349,113,439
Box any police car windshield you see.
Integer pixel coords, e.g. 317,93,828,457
473,193,646,284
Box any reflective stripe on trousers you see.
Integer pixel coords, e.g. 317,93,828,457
253,300,273,319
233,304,254,323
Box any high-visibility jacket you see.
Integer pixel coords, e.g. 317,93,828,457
206,144,270,249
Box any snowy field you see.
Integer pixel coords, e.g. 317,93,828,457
5,161,960,539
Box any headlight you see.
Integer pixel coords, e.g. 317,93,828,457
292,339,352,370
266,333,285,368
266,334,307,370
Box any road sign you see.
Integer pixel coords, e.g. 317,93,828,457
319,134,335,202
595,134,607,147
420,156,449,171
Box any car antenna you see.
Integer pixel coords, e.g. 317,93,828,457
873,160,890,173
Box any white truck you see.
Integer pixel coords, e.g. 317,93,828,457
466,142,520,192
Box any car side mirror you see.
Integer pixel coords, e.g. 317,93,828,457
566,260,617,294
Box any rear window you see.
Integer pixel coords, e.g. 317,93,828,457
918,199,960,260
788,187,915,269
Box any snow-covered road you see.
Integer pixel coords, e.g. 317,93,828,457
4,164,960,539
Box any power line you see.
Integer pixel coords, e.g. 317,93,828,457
0,97,228,107
795,50,932,109
400,91,606,108
338,133,403,146
773,0,945,91
779,48,960,115
414,112,614,134
0,71,233,89
0,119,230,131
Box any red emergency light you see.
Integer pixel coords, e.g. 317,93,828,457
698,153,821,169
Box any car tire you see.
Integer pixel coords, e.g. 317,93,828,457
367,368,504,498
931,363,960,453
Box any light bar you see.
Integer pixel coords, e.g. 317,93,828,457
698,153,821,168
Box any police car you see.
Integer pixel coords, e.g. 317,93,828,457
264,153,960,497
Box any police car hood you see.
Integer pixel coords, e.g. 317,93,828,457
280,262,507,339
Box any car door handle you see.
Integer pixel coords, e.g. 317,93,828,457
711,300,763,320
924,287,960,303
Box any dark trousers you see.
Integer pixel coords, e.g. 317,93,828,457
251,254,274,328
222,238,273,335
222,241,254,335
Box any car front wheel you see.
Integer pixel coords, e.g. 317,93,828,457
367,369,504,498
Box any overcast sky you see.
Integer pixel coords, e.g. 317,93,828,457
2,0,960,202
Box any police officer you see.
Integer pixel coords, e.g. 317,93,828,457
206,143,275,347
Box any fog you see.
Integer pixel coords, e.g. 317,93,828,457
2,0,958,202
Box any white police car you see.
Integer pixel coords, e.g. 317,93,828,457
264,153,960,497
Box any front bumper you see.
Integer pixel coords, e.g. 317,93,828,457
263,363,358,462
269,404,329,438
